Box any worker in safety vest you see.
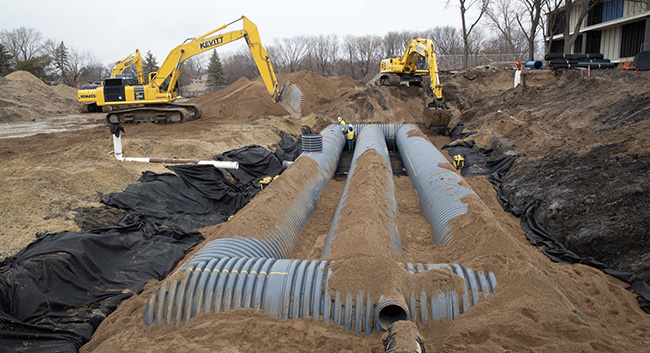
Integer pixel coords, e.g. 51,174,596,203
453,154,465,172
346,124,355,151
338,116,347,133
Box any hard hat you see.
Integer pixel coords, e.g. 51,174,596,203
337,117,342,121
348,124,352,127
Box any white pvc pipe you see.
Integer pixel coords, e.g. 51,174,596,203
111,133,239,169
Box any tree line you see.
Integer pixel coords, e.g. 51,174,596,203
0,0,596,87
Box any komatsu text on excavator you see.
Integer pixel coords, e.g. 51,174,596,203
77,16,304,123
375,37,450,129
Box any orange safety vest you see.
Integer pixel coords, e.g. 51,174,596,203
346,129,355,140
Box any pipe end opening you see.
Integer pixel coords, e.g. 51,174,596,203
377,303,409,330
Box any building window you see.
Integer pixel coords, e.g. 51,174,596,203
550,39,565,53
588,0,625,26
586,31,602,54
620,20,646,58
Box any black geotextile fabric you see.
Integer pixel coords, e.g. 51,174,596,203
443,132,650,313
0,217,202,352
273,131,302,162
101,165,252,232
0,131,302,352
216,145,282,185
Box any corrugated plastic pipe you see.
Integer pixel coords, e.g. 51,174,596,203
321,125,401,257
396,125,477,245
351,124,407,149
143,258,497,334
185,125,346,262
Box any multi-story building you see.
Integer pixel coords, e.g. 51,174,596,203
546,0,650,62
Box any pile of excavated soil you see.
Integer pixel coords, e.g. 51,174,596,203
191,70,364,122
443,68,650,282
52,84,79,100
1,71,82,122
191,70,432,131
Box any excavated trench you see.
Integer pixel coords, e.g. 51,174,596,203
143,124,498,342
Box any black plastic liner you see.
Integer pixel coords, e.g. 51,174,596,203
0,218,202,352
102,165,250,232
443,135,650,313
0,131,302,352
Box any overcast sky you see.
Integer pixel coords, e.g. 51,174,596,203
0,0,465,65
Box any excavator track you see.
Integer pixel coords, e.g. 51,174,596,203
106,103,202,124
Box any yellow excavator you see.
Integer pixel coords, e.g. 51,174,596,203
376,37,450,128
77,16,304,123
109,49,145,85
79,49,145,110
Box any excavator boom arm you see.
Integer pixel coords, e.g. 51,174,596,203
111,49,145,84
151,16,279,100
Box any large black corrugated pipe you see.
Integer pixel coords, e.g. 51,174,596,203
184,125,346,264
321,125,401,257
144,259,496,333
396,125,477,245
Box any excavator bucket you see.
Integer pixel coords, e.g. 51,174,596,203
277,81,305,119
421,98,451,132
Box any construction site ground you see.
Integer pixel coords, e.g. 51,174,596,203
1,68,649,352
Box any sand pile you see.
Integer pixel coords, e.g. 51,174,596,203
52,84,79,100
1,70,82,122
5,70,48,85
191,70,433,131
191,70,364,122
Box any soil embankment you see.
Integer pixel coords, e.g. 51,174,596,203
443,68,650,282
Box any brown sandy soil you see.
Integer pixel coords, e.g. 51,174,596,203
443,68,650,282
1,71,82,122
1,68,649,352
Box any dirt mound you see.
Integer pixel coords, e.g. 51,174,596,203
4,70,47,85
52,84,78,100
444,68,650,282
0,71,82,123
191,71,365,123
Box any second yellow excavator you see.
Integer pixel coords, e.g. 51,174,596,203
376,37,450,129
77,16,304,123
110,49,145,85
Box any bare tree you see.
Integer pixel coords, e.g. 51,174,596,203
517,0,545,60
0,27,45,63
271,36,309,73
341,35,358,78
305,34,339,76
341,35,384,81
179,56,207,87
426,26,464,55
65,48,95,87
561,0,594,52
222,47,258,84
486,0,528,55
448,0,490,68
382,31,402,57
542,0,564,54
